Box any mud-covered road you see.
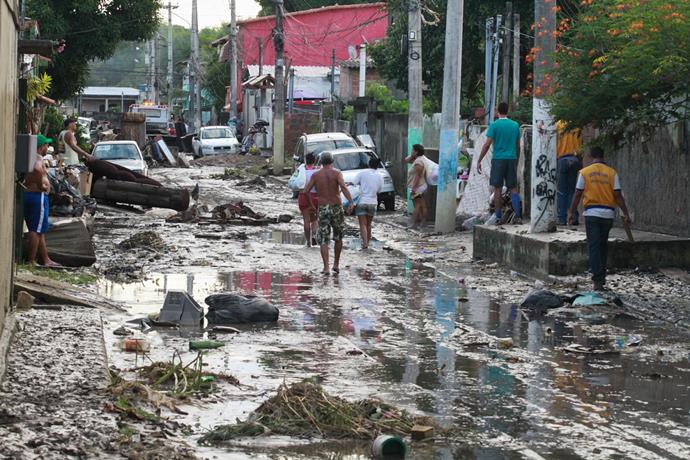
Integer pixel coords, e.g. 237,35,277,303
90,161,690,459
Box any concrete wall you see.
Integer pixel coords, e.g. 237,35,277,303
367,112,408,197
0,1,19,339
284,112,321,159
605,124,690,237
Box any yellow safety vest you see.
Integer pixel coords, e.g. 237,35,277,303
581,162,617,210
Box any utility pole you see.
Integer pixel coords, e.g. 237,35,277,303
154,32,160,103
484,17,493,122
435,0,464,233
273,0,285,175
330,48,336,131
501,2,512,105
229,0,238,118
489,14,502,123
257,38,264,120
190,0,201,130
407,0,423,211
166,2,177,104
358,44,366,97
512,13,520,106
530,0,557,233
288,68,295,113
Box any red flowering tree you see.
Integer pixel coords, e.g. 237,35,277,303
549,0,690,146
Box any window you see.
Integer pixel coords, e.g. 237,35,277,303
331,151,371,171
139,109,162,119
202,128,235,140
93,144,141,160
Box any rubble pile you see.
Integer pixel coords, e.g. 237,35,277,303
118,231,166,251
198,380,435,444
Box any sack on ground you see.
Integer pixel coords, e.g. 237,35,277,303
288,164,306,191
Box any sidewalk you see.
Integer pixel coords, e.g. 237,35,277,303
0,308,118,458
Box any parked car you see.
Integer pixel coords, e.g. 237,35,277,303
316,148,396,211
291,132,359,167
91,140,148,176
192,126,242,157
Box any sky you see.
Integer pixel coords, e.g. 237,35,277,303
169,0,261,30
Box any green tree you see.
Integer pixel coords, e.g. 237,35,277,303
27,0,161,100
550,0,690,146
199,26,233,114
370,0,534,114
257,0,380,16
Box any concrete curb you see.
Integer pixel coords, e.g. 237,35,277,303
0,312,17,383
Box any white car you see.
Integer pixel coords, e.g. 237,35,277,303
317,148,397,211
92,141,148,176
192,126,241,157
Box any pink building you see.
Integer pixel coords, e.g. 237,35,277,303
237,3,388,68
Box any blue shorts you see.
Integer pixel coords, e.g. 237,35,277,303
23,191,50,234
490,159,518,189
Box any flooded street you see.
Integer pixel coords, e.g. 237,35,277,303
89,165,690,459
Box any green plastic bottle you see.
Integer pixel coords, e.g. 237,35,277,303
189,340,224,350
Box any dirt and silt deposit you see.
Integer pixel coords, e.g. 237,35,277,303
3,157,690,459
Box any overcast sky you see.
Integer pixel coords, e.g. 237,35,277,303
170,0,261,29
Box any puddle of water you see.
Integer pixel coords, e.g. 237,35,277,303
99,262,690,459
260,229,383,250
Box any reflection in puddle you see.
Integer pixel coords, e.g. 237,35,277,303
99,263,690,459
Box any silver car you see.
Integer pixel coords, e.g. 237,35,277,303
192,126,241,157
92,141,148,176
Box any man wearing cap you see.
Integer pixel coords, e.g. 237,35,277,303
58,119,90,166
23,134,59,266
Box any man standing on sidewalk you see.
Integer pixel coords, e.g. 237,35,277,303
304,152,355,275
477,102,522,224
556,121,582,225
568,146,631,291
23,134,59,267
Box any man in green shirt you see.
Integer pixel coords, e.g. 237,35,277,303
477,102,522,224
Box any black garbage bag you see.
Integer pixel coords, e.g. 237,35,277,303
520,290,564,311
205,293,279,324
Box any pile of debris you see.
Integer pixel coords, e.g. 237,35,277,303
210,201,273,226
198,380,435,445
118,231,166,251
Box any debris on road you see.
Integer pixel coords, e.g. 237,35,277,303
113,326,134,336
205,293,279,324
573,292,607,307
157,291,204,327
198,380,435,445
15,291,34,310
118,337,151,353
410,424,435,441
127,352,239,397
189,340,224,350
118,231,166,251
237,176,267,187
372,434,407,458
520,290,564,312
211,201,273,226
207,325,241,334
562,343,620,355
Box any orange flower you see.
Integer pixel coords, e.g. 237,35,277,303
607,29,621,36
630,21,644,30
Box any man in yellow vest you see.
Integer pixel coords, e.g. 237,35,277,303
568,146,631,291
556,121,582,225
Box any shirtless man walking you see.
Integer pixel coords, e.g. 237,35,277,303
23,134,59,266
304,152,355,274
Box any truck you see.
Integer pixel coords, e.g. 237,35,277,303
129,103,173,136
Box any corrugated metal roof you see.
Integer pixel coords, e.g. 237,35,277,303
82,87,140,97
246,65,334,78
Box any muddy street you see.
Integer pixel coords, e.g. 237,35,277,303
80,164,690,459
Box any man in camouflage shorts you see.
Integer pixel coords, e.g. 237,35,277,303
304,151,355,274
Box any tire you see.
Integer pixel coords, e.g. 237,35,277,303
384,196,395,211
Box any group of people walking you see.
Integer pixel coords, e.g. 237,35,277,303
296,100,631,292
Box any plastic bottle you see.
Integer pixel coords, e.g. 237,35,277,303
119,338,151,353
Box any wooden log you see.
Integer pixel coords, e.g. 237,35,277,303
91,179,190,211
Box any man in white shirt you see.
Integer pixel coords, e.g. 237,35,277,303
351,157,384,249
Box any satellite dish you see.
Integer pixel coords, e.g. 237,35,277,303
347,45,356,60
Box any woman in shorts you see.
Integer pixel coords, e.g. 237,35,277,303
352,158,384,249
297,153,319,246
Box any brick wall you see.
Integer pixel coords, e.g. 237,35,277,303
284,112,321,158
